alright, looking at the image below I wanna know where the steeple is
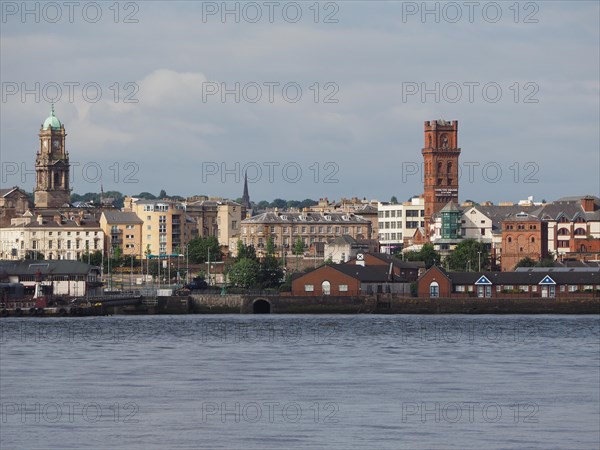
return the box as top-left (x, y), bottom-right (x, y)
top-left (241, 171), bottom-right (251, 209)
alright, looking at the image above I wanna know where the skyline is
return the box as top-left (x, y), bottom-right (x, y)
top-left (1, 1), bottom-right (599, 203)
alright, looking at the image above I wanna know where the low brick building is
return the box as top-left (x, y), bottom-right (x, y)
top-left (418, 265), bottom-right (600, 299)
top-left (346, 252), bottom-right (425, 281)
top-left (291, 263), bottom-right (412, 296)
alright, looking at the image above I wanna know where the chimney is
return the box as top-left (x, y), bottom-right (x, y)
top-left (582, 196), bottom-right (596, 212)
top-left (53, 214), bottom-right (62, 225)
top-left (37, 215), bottom-right (43, 225)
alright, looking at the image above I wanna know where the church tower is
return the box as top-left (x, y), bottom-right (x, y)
top-left (422, 119), bottom-right (461, 230)
top-left (34, 105), bottom-right (71, 209)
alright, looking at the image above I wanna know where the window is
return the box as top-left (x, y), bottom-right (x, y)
top-left (429, 281), bottom-right (439, 298)
top-left (304, 284), bottom-right (314, 292)
top-left (519, 285), bottom-right (529, 292)
top-left (568, 285), bottom-right (578, 292)
top-left (455, 285), bottom-right (465, 292)
top-left (339, 284), bottom-right (348, 292)
top-left (322, 281), bottom-right (331, 295)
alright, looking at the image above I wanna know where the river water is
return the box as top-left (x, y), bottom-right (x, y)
top-left (1, 315), bottom-right (598, 449)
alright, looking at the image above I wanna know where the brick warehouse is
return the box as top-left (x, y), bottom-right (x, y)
top-left (418, 265), bottom-right (600, 299)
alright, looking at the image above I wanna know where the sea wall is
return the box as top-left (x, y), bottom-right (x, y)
top-left (189, 294), bottom-right (600, 314)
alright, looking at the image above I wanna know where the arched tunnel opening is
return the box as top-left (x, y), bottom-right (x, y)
top-left (252, 299), bottom-right (271, 314)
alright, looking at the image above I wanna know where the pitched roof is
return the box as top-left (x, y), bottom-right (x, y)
top-left (243, 211), bottom-right (370, 224)
top-left (0, 260), bottom-right (100, 276)
top-left (102, 210), bottom-right (143, 224)
top-left (446, 270), bottom-right (599, 285)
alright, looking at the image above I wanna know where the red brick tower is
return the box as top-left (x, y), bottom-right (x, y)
top-left (422, 120), bottom-right (461, 232)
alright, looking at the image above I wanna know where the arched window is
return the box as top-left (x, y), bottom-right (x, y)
top-left (558, 228), bottom-right (570, 236)
top-left (321, 281), bottom-right (331, 295)
top-left (531, 237), bottom-right (535, 243)
top-left (447, 162), bottom-right (452, 173)
top-left (507, 237), bottom-right (512, 243)
top-left (429, 281), bottom-right (440, 298)
top-left (580, 245), bottom-right (586, 252)
top-left (574, 228), bottom-right (586, 236)
top-left (437, 162), bottom-right (442, 173)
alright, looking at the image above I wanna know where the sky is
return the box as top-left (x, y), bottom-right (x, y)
top-left (1, 1), bottom-right (598, 205)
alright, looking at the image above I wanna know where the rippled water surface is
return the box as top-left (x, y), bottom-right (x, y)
top-left (1, 315), bottom-right (599, 449)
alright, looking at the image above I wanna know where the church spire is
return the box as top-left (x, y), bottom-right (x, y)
top-left (241, 171), bottom-right (251, 209)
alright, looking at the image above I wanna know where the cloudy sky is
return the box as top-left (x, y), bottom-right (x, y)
top-left (1, 1), bottom-right (598, 204)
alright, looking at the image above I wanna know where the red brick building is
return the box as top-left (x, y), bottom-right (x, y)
top-left (418, 265), bottom-right (600, 299)
top-left (291, 262), bottom-right (413, 296)
top-left (501, 213), bottom-right (548, 271)
top-left (422, 120), bottom-right (461, 232)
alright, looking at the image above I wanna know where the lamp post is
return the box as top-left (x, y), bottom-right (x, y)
top-left (185, 244), bottom-right (189, 285)
top-left (478, 251), bottom-right (482, 272)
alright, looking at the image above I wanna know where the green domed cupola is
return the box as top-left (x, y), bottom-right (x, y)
top-left (42, 104), bottom-right (62, 130)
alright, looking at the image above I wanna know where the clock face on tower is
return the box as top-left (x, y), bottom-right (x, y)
top-left (52, 140), bottom-right (60, 150)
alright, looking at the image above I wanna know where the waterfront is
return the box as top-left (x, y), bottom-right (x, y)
top-left (1, 315), bottom-right (599, 449)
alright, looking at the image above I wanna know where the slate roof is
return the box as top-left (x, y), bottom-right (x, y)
top-left (0, 260), bottom-right (100, 277)
top-left (355, 252), bottom-right (425, 269)
top-left (102, 210), bottom-right (143, 224)
top-left (243, 211), bottom-right (370, 224)
top-left (293, 264), bottom-right (405, 283)
top-left (445, 269), bottom-right (599, 285)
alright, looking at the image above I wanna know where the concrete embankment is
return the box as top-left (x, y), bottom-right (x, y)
top-left (190, 294), bottom-right (600, 314)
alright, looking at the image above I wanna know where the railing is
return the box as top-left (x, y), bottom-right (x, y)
top-left (196, 288), bottom-right (280, 296)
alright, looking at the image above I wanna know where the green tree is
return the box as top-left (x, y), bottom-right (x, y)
top-left (259, 255), bottom-right (284, 288)
top-left (271, 198), bottom-right (287, 209)
top-left (536, 257), bottom-right (555, 268)
top-left (236, 240), bottom-right (257, 261)
top-left (111, 246), bottom-right (123, 267)
top-left (188, 236), bottom-right (222, 264)
top-left (136, 192), bottom-right (157, 200)
top-left (403, 243), bottom-right (440, 269)
top-left (158, 189), bottom-right (168, 198)
top-left (266, 236), bottom-right (275, 256)
top-left (299, 199), bottom-right (317, 209)
top-left (446, 239), bottom-right (490, 271)
top-left (515, 257), bottom-right (536, 268)
top-left (228, 258), bottom-right (260, 288)
top-left (390, 196), bottom-right (399, 204)
top-left (83, 250), bottom-right (103, 267)
top-left (24, 250), bottom-right (45, 260)
top-left (293, 237), bottom-right (304, 255)
top-left (257, 200), bottom-right (269, 210)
